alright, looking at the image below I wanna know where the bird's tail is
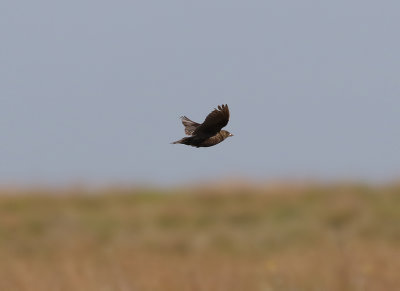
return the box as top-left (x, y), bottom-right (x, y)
top-left (171, 137), bottom-right (191, 145)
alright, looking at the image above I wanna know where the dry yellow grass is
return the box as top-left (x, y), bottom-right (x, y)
top-left (0, 184), bottom-right (399, 290)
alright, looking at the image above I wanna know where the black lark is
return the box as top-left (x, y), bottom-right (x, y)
top-left (172, 104), bottom-right (233, 147)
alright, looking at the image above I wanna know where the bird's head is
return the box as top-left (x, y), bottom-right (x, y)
top-left (221, 130), bottom-right (234, 138)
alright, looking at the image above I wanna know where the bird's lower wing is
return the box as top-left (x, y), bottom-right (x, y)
top-left (180, 116), bottom-right (200, 135)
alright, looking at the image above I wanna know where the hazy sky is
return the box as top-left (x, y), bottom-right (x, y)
top-left (1, 1), bottom-right (399, 185)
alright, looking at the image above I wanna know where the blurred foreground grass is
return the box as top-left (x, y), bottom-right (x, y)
top-left (0, 183), bottom-right (399, 291)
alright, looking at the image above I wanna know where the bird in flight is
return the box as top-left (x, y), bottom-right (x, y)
top-left (172, 104), bottom-right (233, 147)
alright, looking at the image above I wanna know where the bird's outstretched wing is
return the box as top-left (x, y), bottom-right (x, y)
top-left (180, 116), bottom-right (200, 135)
top-left (193, 104), bottom-right (230, 136)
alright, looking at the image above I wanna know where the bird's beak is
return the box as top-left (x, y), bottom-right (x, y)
top-left (229, 133), bottom-right (234, 137)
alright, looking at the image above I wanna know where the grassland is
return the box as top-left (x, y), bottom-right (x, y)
top-left (0, 183), bottom-right (399, 291)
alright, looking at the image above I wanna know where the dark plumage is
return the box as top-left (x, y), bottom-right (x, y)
top-left (172, 104), bottom-right (233, 147)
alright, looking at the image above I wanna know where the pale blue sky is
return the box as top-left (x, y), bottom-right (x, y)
top-left (1, 1), bottom-right (399, 185)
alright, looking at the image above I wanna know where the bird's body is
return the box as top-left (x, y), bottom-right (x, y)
top-left (172, 104), bottom-right (233, 148)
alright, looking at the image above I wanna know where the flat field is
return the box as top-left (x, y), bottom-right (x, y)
top-left (0, 184), bottom-right (399, 291)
